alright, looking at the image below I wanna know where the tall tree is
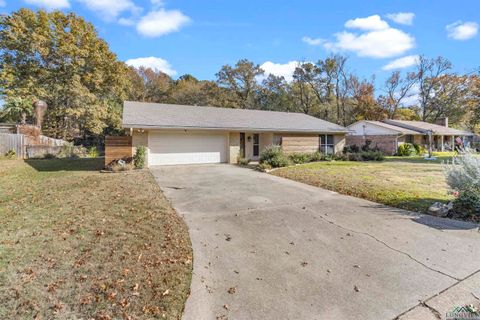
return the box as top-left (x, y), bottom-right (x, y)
top-left (349, 76), bottom-right (386, 121)
top-left (258, 74), bottom-right (293, 112)
top-left (0, 9), bottom-right (130, 139)
top-left (216, 59), bottom-right (264, 109)
top-left (127, 67), bottom-right (172, 103)
top-left (378, 71), bottom-right (417, 119)
top-left (416, 56), bottom-right (452, 121)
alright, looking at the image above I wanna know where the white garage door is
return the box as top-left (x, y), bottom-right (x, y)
top-left (148, 131), bottom-right (228, 165)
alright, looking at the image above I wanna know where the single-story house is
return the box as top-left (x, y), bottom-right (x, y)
top-left (122, 101), bottom-right (348, 166)
top-left (347, 118), bottom-right (473, 155)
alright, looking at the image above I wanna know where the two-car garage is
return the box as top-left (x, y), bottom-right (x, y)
top-left (148, 131), bottom-right (228, 166)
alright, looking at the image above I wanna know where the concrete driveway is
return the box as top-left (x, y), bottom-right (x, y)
top-left (151, 164), bottom-right (480, 320)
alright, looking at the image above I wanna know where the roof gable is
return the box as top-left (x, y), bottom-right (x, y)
top-left (347, 121), bottom-right (420, 135)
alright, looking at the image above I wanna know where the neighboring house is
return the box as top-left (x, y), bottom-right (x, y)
top-left (122, 101), bottom-right (348, 166)
top-left (347, 118), bottom-right (473, 155)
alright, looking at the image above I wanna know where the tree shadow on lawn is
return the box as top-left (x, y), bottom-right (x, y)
top-left (25, 157), bottom-right (104, 172)
top-left (365, 203), bottom-right (479, 231)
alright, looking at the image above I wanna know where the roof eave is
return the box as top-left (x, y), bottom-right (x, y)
top-left (123, 124), bottom-right (348, 133)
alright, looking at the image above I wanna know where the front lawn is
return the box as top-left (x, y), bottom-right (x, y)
top-left (0, 159), bottom-right (192, 319)
top-left (272, 156), bottom-right (453, 214)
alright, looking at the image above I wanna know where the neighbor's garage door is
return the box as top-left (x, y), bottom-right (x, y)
top-left (148, 131), bottom-right (228, 165)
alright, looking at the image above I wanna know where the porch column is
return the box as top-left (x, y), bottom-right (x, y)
top-left (440, 135), bottom-right (444, 151)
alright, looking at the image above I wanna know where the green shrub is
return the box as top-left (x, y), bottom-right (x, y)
top-left (397, 143), bottom-right (417, 156)
top-left (4, 149), bottom-right (16, 159)
top-left (57, 143), bottom-right (86, 158)
top-left (133, 145), bottom-right (147, 169)
top-left (259, 145), bottom-right (291, 168)
top-left (358, 140), bottom-right (381, 152)
top-left (359, 150), bottom-right (385, 161)
top-left (343, 145), bottom-right (360, 154)
top-left (57, 143), bottom-right (74, 158)
top-left (87, 146), bottom-right (99, 158)
top-left (257, 163), bottom-right (272, 172)
top-left (413, 143), bottom-right (426, 155)
top-left (444, 151), bottom-right (480, 218)
top-left (44, 153), bottom-right (56, 159)
top-left (310, 151), bottom-right (324, 162)
top-left (452, 189), bottom-right (480, 217)
top-left (288, 153), bottom-right (312, 164)
top-left (237, 157), bottom-right (250, 166)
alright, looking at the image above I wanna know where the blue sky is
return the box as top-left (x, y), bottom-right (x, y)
top-left (2, 0), bottom-right (480, 86)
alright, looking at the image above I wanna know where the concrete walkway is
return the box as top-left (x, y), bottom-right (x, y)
top-left (151, 164), bottom-right (480, 320)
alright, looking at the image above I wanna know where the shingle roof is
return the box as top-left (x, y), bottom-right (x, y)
top-left (383, 120), bottom-right (473, 136)
top-left (122, 101), bottom-right (348, 133)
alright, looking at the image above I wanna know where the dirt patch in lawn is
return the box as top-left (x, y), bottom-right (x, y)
top-left (272, 160), bottom-right (452, 214)
top-left (0, 159), bottom-right (192, 319)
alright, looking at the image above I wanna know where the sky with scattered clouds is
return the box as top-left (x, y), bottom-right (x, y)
top-left (2, 0), bottom-right (479, 86)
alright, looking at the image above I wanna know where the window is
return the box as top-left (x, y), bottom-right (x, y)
top-left (406, 135), bottom-right (414, 143)
top-left (320, 134), bottom-right (334, 155)
top-left (273, 135), bottom-right (282, 146)
top-left (253, 133), bottom-right (260, 157)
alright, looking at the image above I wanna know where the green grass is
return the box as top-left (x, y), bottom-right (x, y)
top-left (272, 156), bottom-right (453, 213)
top-left (0, 158), bottom-right (192, 319)
top-left (384, 151), bottom-right (458, 164)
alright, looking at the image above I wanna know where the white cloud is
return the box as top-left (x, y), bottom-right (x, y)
top-left (382, 55), bottom-right (419, 70)
top-left (0, 0), bottom-right (6, 7)
top-left (301, 36), bottom-right (325, 46)
top-left (23, 0), bottom-right (70, 9)
top-left (151, 0), bottom-right (164, 6)
top-left (78, 0), bottom-right (140, 20)
top-left (446, 21), bottom-right (478, 40)
top-left (386, 12), bottom-right (415, 26)
top-left (345, 15), bottom-right (389, 31)
top-left (125, 56), bottom-right (177, 76)
top-left (118, 17), bottom-right (135, 26)
top-left (136, 9), bottom-right (191, 37)
top-left (322, 15), bottom-right (415, 58)
top-left (260, 61), bottom-right (299, 82)
top-left (324, 27), bottom-right (415, 58)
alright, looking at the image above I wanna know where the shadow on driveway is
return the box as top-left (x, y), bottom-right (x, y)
top-left (25, 158), bottom-right (104, 172)
top-left (365, 203), bottom-right (480, 231)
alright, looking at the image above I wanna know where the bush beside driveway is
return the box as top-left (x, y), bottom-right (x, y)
top-left (0, 159), bottom-right (192, 319)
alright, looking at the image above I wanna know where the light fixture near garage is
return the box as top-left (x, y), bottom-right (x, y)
top-left (247, 136), bottom-right (251, 142)
top-left (137, 129), bottom-right (145, 133)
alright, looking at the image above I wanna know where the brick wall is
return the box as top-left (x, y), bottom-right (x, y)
top-left (346, 135), bottom-right (398, 155)
top-left (281, 135), bottom-right (319, 154)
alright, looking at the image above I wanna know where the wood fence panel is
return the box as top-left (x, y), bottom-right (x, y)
top-left (105, 136), bottom-right (132, 167)
top-left (0, 133), bottom-right (25, 158)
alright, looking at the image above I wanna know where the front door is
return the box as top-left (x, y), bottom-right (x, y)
top-left (253, 133), bottom-right (260, 158)
top-left (240, 132), bottom-right (245, 158)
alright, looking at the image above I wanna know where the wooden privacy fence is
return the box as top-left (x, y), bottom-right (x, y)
top-left (0, 134), bottom-right (25, 158)
top-left (105, 136), bottom-right (132, 167)
top-left (0, 133), bottom-right (69, 158)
